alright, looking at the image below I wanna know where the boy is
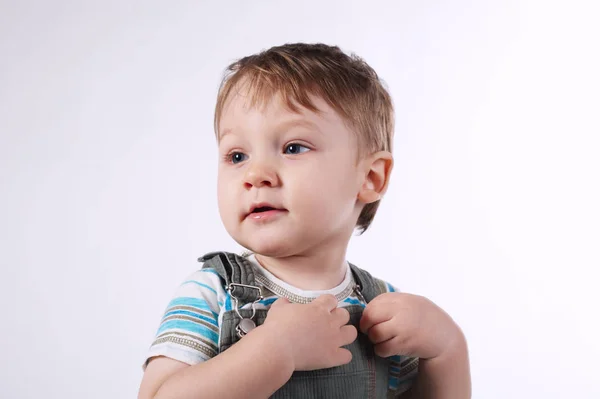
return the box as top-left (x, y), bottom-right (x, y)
top-left (139, 43), bottom-right (470, 398)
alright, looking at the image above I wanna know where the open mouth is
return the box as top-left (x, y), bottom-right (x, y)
top-left (246, 204), bottom-right (287, 220)
top-left (252, 206), bottom-right (277, 213)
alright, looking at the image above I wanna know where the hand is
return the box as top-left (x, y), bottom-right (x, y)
top-left (359, 293), bottom-right (463, 359)
top-left (261, 294), bottom-right (358, 371)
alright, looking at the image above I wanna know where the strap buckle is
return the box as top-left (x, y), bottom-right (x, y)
top-left (229, 283), bottom-right (264, 337)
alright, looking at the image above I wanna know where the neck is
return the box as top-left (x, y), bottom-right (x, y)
top-left (253, 240), bottom-right (350, 291)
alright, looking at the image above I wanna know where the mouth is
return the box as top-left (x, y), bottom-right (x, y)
top-left (245, 203), bottom-right (287, 220)
top-left (253, 206), bottom-right (276, 213)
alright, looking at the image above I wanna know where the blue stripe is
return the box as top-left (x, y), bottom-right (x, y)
top-left (163, 310), bottom-right (218, 327)
top-left (180, 280), bottom-right (218, 295)
top-left (386, 282), bottom-right (396, 293)
top-left (157, 320), bottom-right (219, 343)
top-left (258, 297), bottom-right (278, 307)
top-left (199, 269), bottom-right (221, 277)
top-left (225, 292), bottom-right (232, 311)
top-left (342, 297), bottom-right (365, 306)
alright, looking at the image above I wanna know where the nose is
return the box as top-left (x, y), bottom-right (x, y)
top-left (243, 160), bottom-right (280, 189)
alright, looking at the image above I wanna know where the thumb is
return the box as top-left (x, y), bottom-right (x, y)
top-left (359, 309), bottom-right (375, 335)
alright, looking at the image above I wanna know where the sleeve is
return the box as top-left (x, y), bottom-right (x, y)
top-left (143, 268), bottom-right (227, 369)
top-left (384, 280), bottom-right (399, 293)
top-left (389, 355), bottom-right (419, 395)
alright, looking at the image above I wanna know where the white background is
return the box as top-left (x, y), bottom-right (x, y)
top-left (1, 1), bottom-right (599, 398)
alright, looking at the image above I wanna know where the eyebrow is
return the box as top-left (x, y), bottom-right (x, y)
top-left (219, 118), bottom-right (322, 140)
top-left (275, 118), bottom-right (324, 137)
top-left (219, 128), bottom-right (233, 140)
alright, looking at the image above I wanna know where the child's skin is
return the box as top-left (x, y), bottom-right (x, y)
top-left (138, 87), bottom-right (471, 398)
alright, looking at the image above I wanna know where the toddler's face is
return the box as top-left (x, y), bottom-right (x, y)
top-left (217, 91), bottom-right (365, 257)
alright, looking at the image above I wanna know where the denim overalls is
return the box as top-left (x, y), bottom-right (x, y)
top-left (198, 252), bottom-right (398, 398)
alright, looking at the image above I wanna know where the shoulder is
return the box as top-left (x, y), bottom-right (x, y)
top-left (166, 268), bottom-right (228, 314)
top-left (142, 267), bottom-right (228, 369)
top-left (372, 276), bottom-right (400, 294)
top-left (178, 268), bottom-right (227, 295)
top-left (350, 262), bottom-right (400, 295)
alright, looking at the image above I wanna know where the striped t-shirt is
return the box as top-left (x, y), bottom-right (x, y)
top-left (145, 254), bottom-right (418, 395)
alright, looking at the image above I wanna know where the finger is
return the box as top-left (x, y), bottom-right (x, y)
top-left (359, 312), bottom-right (375, 335)
top-left (339, 325), bottom-right (358, 346)
top-left (313, 294), bottom-right (338, 311)
top-left (331, 348), bottom-right (353, 366)
top-left (367, 320), bottom-right (395, 344)
top-left (359, 303), bottom-right (394, 334)
top-left (271, 297), bottom-right (290, 308)
top-left (331, 307), bottom-right (350, 325)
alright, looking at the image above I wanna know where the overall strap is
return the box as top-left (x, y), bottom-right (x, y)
top-left (197, 251), bottom-right (261, 303)
top-left (348, 263), bottom-right (387, 303)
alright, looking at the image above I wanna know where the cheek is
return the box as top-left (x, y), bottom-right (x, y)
top-left (216, 174), bottom-right (225, 206)
top-left (289, 162), bottom-right (358, 213)
top-left (217, 173), bottom-right (236, 217)
top-left (314, 157), bottom-right (359, 194)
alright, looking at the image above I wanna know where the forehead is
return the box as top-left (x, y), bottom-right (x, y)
top-left (218, 87), bottom-right (349, 140)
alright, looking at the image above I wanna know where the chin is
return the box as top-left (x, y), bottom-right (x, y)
top-left (232, 229), bottom-right (305, 258)
top-left (238, 238), bottom-right (296, 258)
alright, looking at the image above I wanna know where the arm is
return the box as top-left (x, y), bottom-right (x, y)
top-left (401, 330), bottom-right (471, 399)
top-left (139, 324), bottom-right (294, 399)
top-left (139, 295), bottom-right (356, 399)
top-left (360, 293), bottom-right (471, 399)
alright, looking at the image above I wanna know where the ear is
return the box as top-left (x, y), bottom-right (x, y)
top-left (357, 151), bottom-right (394, 204)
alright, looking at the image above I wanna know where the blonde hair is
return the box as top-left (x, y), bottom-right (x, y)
top-left (214, 43), bottom-right (394, 233)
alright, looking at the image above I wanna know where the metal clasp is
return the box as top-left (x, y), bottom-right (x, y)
top-left (228, 283), bottom-right (263, 337)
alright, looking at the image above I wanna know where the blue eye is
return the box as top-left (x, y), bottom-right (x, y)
top-left (284, 143), bottom-right (310, 155)
top-left (229, 152), bottom-right (248, 164)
